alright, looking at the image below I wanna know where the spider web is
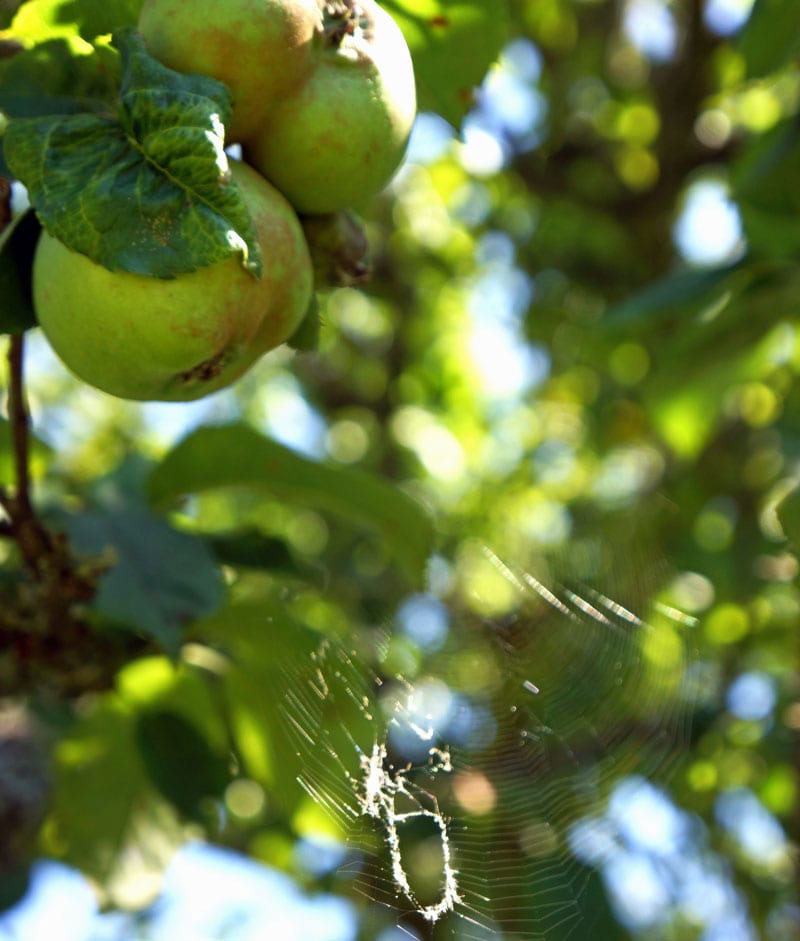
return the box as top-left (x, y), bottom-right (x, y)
top-left (279, 546), bottom-right (696, 939)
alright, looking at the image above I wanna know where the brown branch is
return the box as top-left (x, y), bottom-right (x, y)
top-left (7, 334), bottom-right (31, 517)
top-left (0, 178), bottom-right (14, 519)
top-left (0, 178), bottom-right (136, 699)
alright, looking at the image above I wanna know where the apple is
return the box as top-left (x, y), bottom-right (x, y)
top-left (137, 0), bottom-right (323, 143)
top-left (243, 0), bottom-right (416, 214)
top-left (33, 161), bottom-right (313, 402)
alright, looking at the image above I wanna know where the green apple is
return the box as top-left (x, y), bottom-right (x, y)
top-left (33, 162), bottom-right (313, 402)
top-left (137, 0), bottom-right (323, 143)
top-left (243, 0), bottom-right (416, 214)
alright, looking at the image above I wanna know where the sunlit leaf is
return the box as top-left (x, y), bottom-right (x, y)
top-left (9, 0), bottom-right (141, 42)
top-left (44, 698), bottom-right (146, 880)
top-left (3, 29), bottom-right (263, 277)
top-left (0, 414), bottom-right (52, 482)
top-left (195, 600), bottom-right (319, 800)
top-left (385, 0), bottom-right (510, 126)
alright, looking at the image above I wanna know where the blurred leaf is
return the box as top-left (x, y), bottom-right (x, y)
top-left (0, 865), bottom-right (29, 914)
top-left (0, 415), bottom-right (52, 483)
top-left (4, 29), bottom-right (263, 278)
top-left (149, 424), bottom-right (435, 584)
top-left (737, 0), bottom-right (800, 78)
top-left (8, 0), bottom-right (140, 42)
top-left (196, 600), bottom-right (319, 800)
top-left (136, 709), bottom-right (229, 822)
top-left (385, 0), bottom-right (510, 126)
top-left (61, 505), bottom-right (225, 653)
top-left (0, 39), bottom-right (120, 139)
top-left (0, 209), bottom-right (40, 334)
top-left (776, 486), bottom-right (800, 548)
top-left (603, 262), bottom-right (743, 327)
top-left (204, 529), bottom-right (296, 573)
top-left (640, 268), bottom-right (798, 456)
top-left (732, 119), bottom-right (800, 259)
top-left (44, 698), bottom-right (145, 879)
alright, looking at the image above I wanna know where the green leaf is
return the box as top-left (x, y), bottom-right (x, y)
top-left (195, 600), bottom-right (320, 798)
top-left (136, 709), bottom-right (229, 821)
top-left (204, 528), bottom-right (296, 573)
top-left (776, 486), bottom-right (800, 548)
top-left (384, 0), bottom-right (510, 126)
top-left (148, 423), bottom-right (436, 584)
top-left (0, 415), bottom-right (52, 482)
top-left (61, 505), bottom-right (225, 652)
top-left (732, 120), bottom-right (800, 260)
top-left (3, 28), bottom-right (263, 278)
top-left (45, 697), bottom-right (147, 881)
top-left (639, 266), bottom-right (800, 457)
top-left (737, 0), bottom-right (800, 78)
top-left (0, 209), bottom-right (41, 334)
top-left (0, 865), bottom-right (29, 914)
top-left (0, 37), bottom-right (121, 129)
top-left (603, 262), bottom-right (743, 327)
top-left (8, 0), bottom-right (141, 43)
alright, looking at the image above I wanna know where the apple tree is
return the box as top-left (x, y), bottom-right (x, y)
top-left (1, 1), bottom-right (798, 940)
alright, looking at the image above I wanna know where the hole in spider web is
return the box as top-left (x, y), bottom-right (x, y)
top-left (279, 546), bottom-right (696, 939)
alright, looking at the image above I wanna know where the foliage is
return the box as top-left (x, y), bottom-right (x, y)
top-left (1, 1), bottom-right (798, 940)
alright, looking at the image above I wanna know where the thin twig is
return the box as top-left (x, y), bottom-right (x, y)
top-left (0, 177), bottom-right (14, 520)
top-left (7, 333), bottom-right (31, 516)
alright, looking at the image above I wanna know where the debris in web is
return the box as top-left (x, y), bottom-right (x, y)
top-left (353, 740), bottom-right (461, 922)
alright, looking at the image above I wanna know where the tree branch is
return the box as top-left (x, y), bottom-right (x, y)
top-left (0, 177), bottom-right (14, 524)
top-left (7, 334), bottom-right (31, 517)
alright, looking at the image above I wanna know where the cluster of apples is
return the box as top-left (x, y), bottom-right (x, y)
top-left (33, 0), bottom-right (416, 401)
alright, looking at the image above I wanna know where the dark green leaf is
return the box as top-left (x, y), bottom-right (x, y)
top-left (204, 529), bottom-right (296, 573)
top-left (0, 38), bottom-right (120, 133)
top-left (603, 262), bottom-right (743, 327)
top-left (0, 865), bottom-right (29, 913)
top-left (737, 0), bottom-right (800, 78)
top-left (136, 709), bottom-right (229, 821)
top-left (3, 28), bottom-right (263, 278)
top-left (0, 209), bottom-right (40, 334)
top-left (148, 423), bottom-right (435, 584)
top-left (732, 119), bottom-right (800, 259)
top-left (61, 505), bottom-right (225, 652)
top-left (384, 0), bottom-right (510, 126)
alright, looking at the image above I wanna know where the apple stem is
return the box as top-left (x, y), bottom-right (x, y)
top-left (321, 0), bottom-right (370, 48)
